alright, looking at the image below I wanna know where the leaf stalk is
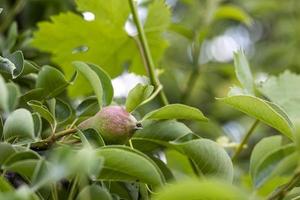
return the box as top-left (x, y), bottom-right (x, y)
top-left (231, 119), bottom-right (259, 161)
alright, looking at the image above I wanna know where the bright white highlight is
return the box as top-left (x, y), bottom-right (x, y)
top-left (112, 72), bottom-right (148, 98)
top-left (83, 12), bottom-right (95, 21)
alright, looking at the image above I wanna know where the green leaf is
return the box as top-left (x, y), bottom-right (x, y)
top-left (254, 145), bottom-right (295, 188)
top-left (107, 182), bottom-right (133, 200)
top-left (87, 63), bottom-right (114, 106)
top-left (169, 23), bottom-right (193, 40)
top-left (0, 79), bottom-right (20, 113)
top-left (0, 74), bottom-right (8, 112)
top-left (34, 147), bottom-right (103, 188)
top-left (77, 185), bottom-right (112, 200)
top-left (36, 65), bottom-right (70, 98)
top-left (0, 176), bottom-right (13, 192)
top-left (214, 5), bottom-right (252, 26)
top-left (6, 51), bottom-right (24, 79)
top-left (233, 50), bottom-right (254, 94)
top-left (73, 61), bottom-right (103, 108)
top-left (150, 156), bottom-right (174, 182)
top-left (132, 120), bottom-right (193, 152)
top-left (227, 85), bottom-right (248, 96)
top-left (218, 95), bottom-right (294, 139)
top-left (174, 139), bottom-right (233, 181)
top-left (139, 183), bottom-right (149, 200)
top-left (0, 143), bottom-right (16, 165)
top-left (4, 186), bottom-right (38, 200)
top-left (143, 104), bottom-right (208, 122)
top-left (0, 115), bottom-right (3, 138)
top-left (76, 97), bottom-right (99, 117)
top-left (3, 108), bottom-right (35, 142)
top-left (6, 22), bottom-right (18, 51)
top-left (259, 70), bottom-right (300, 122)
top-left (256, 176), bottom-right (290, 197)
top-left (77, 129), bottom-right (90, 147)
top-left (250, 136), bottom-right (282, 181)
top-left (3, 151), bottom-right (40, 168)
top-left (0, 51), bottom-right (28, 78)
top-left (27, 100), bottom-right (57, 132)
top-left (3, 159), bottom-right (39, 181)
top-left (19, 88), bottom-right (45, 104)
top-left (133, 126), bottom-right (232, 180)
top-left (165, 149), bottom-right (196, 179)
top-left (153, 179), bottom-right (248, 200)
top-left (32, 113), bottom-right (42, 138)
top-left (32, 0), bottom-right (170, 97)
top-left (81, 128), bottom-right (105, 148)
top-left (96, 145), bottom-right (165, 187)
top-left (6, 82), bottom-right (20, 112)
top-left (267, 152), bottom-right (298, 184)
top-left (0, 56), bottom-right (15, 78)
top-left (250, 136), bottom-right (296, 188)
top-left (46, 98), bottom-right (56, 116)
top-left (22, 60), bottom-right (39, 75)
top-left (74, 147), bottom-right (104, 177)
top-left (55, 98), bottom-right (73, 124)
top-left (125, 84), bottom-right (154, 112)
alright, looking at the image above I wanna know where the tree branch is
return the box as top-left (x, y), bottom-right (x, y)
top-left (30, 128), bottom-right (78, 150)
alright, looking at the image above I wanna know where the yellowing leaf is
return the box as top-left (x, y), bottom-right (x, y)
top-left (214, 5), bottom-right (252, 26)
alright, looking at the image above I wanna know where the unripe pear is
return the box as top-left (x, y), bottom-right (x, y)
top-left (78, 106), bottom-right (142, 144)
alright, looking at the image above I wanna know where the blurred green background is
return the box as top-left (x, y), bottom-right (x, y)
top-left (1, 0), bottom-right (300, 163)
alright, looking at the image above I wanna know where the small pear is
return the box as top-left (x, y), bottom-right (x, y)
top-left (78, 106), bottom-right (142, 144)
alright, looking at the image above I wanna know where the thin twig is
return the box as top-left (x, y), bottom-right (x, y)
top-left (181, 70), bottom-right (199, 102)
top-left (53, 128), bottom-right (78, 139)
top-left (128, 0), bottom-right (168, 106)
top-left (30, 128), bottom-right (78, 150)
top-left (231, 119), bottom-right (259, 161)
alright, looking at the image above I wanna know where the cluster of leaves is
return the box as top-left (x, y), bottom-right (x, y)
top-left (1, 0), bottom-right (300, 199)
top-left (0, 47), bottom-right (232, 199)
